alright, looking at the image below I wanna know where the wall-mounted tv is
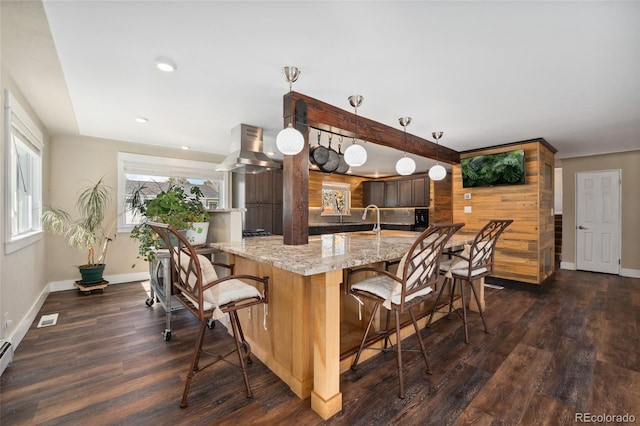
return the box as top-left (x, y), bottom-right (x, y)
top-left (461, 149), bottom-right (526, 188)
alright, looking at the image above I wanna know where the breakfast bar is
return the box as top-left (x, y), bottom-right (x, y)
top-left (210, 230), bottom-right (476, 420)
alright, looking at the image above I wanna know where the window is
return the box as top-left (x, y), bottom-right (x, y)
top-left (5, 90), bottom-right (44, 254)
top-left (321, 182), bottom-right (351, 216)
top-left (117, 152), bottom-right (229, 232)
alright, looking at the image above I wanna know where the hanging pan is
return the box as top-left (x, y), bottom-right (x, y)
top-left (320, 134), bottom-right (340, 173)
top-left (335, 138), bottom-right (350, 174)
top-left (310, 131), bottom-right (330, 165)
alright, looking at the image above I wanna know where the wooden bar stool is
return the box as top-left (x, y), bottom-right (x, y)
top-left (426, 219), bottom-right (513, 343)
top-left (345, 223), bottom-right (464, 398)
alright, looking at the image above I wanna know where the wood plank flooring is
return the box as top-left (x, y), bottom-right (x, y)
top-left (1, 269), bottom-right (639, 425)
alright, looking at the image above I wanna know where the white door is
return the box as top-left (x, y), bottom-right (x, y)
top-left (576, 170), bottom-right (621, 274)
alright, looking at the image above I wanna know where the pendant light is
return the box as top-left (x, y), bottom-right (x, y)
top-left (428, 131), bottom-right (447, 181)
top-left (276, 66), bottom-right (305, 155)
top-left (395, 117), bottom-right (416, 176)
top-left (344, 95), bottom-right (367, 167)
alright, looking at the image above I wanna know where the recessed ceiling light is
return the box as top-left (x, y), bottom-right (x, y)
top-left (155, 57), bottom-right (177, 72)
top-left (181, 146), bottom-right (191, 150)
top-left (135, 116), bottom-right (149, 123)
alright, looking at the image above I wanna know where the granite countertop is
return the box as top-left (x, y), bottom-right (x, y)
top-left (210, 230), bottom-right (472, 276)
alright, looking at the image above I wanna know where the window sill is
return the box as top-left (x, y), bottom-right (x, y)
top-left (5, 231), bottom-right (43, 254)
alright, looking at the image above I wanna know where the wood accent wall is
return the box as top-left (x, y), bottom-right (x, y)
top-left (452, 139), bottom-right (556, 285)
top-left (309, 170), bottom-right (367, 208)
top-left (430, 174), bottom-right (453, 224)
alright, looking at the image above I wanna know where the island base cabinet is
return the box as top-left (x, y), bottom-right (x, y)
top-left (226, 255), bottom-right (481, 420)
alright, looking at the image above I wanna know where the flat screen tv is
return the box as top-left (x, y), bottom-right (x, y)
top-left (461, 149), bottom-right (526, 188)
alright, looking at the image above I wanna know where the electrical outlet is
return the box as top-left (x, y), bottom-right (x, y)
top-left (464, 206), bottom-right (472, 213)
top-left (464, 193), bottom-right (472, 200)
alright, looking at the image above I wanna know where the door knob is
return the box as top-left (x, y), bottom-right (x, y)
top-left (578, 225), bottom-right (587, 230)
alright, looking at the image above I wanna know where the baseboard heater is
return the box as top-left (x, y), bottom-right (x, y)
top-left (0, 340), bottom-right (13, 375)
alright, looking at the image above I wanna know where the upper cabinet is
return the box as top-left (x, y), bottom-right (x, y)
top-left (363, 175), bottom-right (430, 208)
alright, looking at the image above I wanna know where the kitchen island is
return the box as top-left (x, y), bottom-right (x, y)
top-left (209, 230), bottom-right (476, 420)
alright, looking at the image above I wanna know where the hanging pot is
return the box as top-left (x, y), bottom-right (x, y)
top-left (335, 141), bottom-right (350, 174)
top-left (320, 135), bottom-right (340, 173)
top-left (309, 131), bottom-right (330, 165)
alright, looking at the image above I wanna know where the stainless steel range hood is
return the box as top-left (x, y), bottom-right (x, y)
top-left (216, 124), bottom-right (281, 174)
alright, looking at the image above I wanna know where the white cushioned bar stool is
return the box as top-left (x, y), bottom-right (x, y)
top-left (426, 219), bottom-right (513, 343)
top-left (345, 223), bottom-right (464, 399)
top-left (148, 222), bottom-right (268, 408)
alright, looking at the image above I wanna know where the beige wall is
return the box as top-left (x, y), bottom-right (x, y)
top-left (561, 150), bottom-right (640, 274)
top-left (0, 74), bottom-right (49, 343)
top-left (46, 134), bottom-right (226, 281)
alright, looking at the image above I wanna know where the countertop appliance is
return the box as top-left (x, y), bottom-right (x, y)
top-left (414, 208), bottom-right (428, 231)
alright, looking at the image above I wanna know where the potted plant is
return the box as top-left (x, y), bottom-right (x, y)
top-left (41, 178), bottom-right (115, 284)
top-left (129, 182), bottom-right (209, 263)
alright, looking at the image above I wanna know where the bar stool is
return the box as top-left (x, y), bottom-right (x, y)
top-left (148, 222), bottom-right (269, 408)
top-left (426, 219), bottom-right (513, 343)
top-left (346, 223), bottom-right (464, 398)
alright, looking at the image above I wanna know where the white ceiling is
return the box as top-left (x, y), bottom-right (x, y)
top-left (14, 2), bottom-right (640, 177)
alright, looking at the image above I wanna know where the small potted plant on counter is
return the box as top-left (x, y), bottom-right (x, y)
top-left (42, 178), bottom-right (115, 286)
top-left (129, 182), bottom-right (209, 263)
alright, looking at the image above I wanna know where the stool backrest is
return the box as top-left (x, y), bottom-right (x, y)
top-left (147, 221), bottom-right (207, 319)
top-left (395, 222), bottom-right (465, 311)
top-left (467, 219), bottom-right (514, 275)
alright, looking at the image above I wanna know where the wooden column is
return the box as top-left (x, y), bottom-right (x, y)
top-left (310, 269), bottom-right (343, 419)
top-left (283, 94), bottom-right (309, 245)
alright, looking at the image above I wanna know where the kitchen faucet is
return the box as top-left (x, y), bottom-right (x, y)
top-left (362, 204), bottom-right (381, 235)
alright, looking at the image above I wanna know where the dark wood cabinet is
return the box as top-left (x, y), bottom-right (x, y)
top-left (363, 181), bottom-right (385, 206)
top-left (384, 181), bottom-right (399, 207)
top-left (411, 177), bottom-right (429, 207)
top-left (364, 174), bottom-right (430, 208)
top-left (272, 204), bottom-right (283, 235)
top-left (398, 179), bottom-right (413, 207)
top-left (245, 203), bottom-right (273, 232)
top-left (245, 172), bottom-right (275, 204)
top-left (272, 169), bottom-right (283, 204)
top-left (244, 169), bottom-right (284, 234)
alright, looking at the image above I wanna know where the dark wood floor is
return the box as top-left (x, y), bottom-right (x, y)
top-left (1, 269), bottom-right (639, 425)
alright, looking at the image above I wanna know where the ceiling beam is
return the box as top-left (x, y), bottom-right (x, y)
top-left (286, 91), bottom-right (460, 165)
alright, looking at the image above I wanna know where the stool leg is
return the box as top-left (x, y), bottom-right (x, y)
top-left (230, 310), bottom-right (253, 398)
top-left (426, 276), bottom-right (448, 328)
top-left (410, 308), bottom-right (431, 374)
top-left (351, 302), bottom-right (380, 369)
top-left (181, 320), bottom-right (208, 407)
top-left (468, 279), bottom-right (489, 334)
top-left (459, 279), bottom-right (469, 344)
top-left (394, 308), bottom-right (405, 399)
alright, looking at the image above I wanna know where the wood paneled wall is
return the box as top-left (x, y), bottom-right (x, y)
top-left (430, 174), bottom-right (453, 224)
top-left (452, 139), bottom-right (556, 285)
top-left (309, 171), bottom-right (367, 208)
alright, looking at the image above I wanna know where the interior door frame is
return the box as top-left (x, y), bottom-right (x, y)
top-left (575, 169), bottom-right (621, 275)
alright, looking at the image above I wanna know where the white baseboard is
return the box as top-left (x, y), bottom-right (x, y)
top-left (7, 271), bottom-right (151, 358)
top-left (560, 262), bottom-right (639, 278)
top-left (5, 284), bottom-right (49, 356)
top-left (48, 271), bottom-right (150, 292)
top-left (621, 268), bottom-right (640, 279)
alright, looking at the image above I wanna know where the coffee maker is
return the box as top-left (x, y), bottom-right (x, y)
top-left (414, 208), bottom-right (428, 231)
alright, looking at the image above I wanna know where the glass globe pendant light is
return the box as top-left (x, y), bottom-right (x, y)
top-left (276, 66), bottom-right (305, 155)
top-left (344, 95), bottom-right (367, 167)
top-left (395, 117), bottom-right (416, 176)
top-left (428, 131), bottom-right (447, 181)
